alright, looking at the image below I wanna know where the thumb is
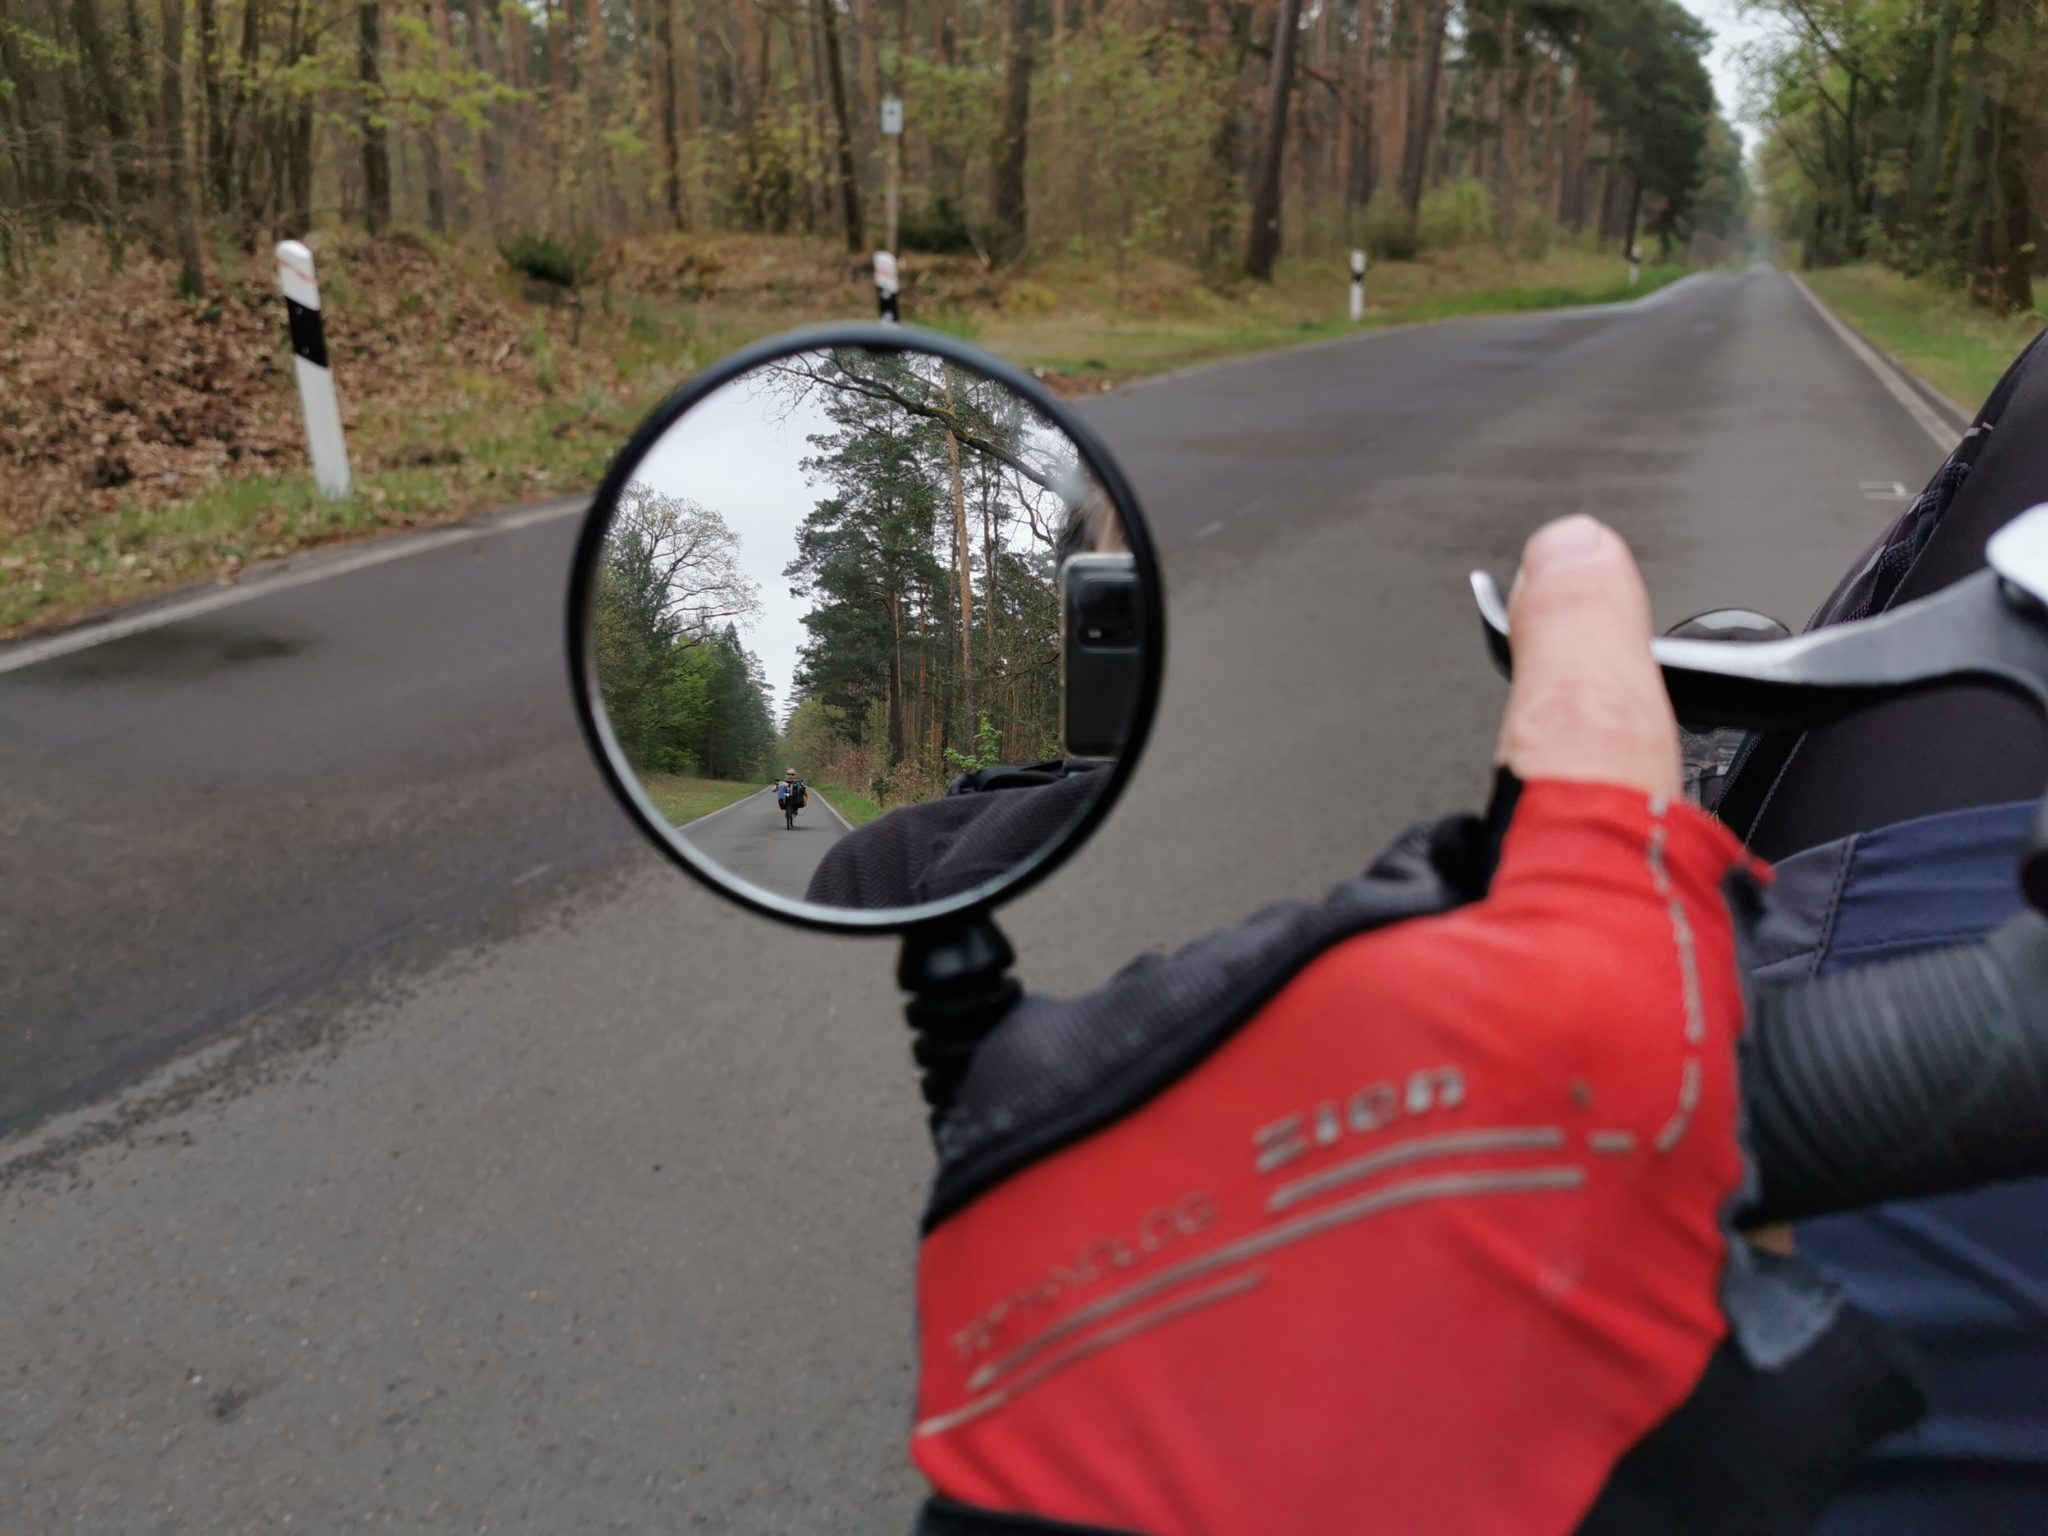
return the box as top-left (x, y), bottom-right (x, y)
top-left (1495, 515), bottom-right (1680, 800)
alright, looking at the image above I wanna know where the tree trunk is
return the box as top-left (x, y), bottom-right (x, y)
top-left (886, 585), bottom-right (906, 765)
top-left (196, 0), bottom-right (225, 210)
top-left (1563, 61), bottom-right (1591, 225)
top-left (1347, 0), bottom-right (1376, 207)
top-left (1906, 2), bottom-right (1958, 233)
top-left (992, 0), bottom-right (1036, 254)
top-left (818, 0), bottom-right (866, 252)
top-left (284, 0), bottom-right (313, 231)
top-left (158, 0), bottom-right (205, 292)
top-left (468, 0), bottom-right (508, 217)
top-left (72, 0), bottom-right (135, 206)
top-left (1975, 96), bottom-right (2033, 311)
top-left (227, 0), bottom-right (262, 227)
top-left (1398, 0), bottom-right (1448, 213)
top-left (585, 0), bottom-right (607, 217)
top-left (657, 0), bottom-right (686, 227)
top-left (943, 367), bottom-right (975, 726)
top-left (358, 3), bottom-right (391, 233)
top-left (1243, 0), bottom-right (1303, 279)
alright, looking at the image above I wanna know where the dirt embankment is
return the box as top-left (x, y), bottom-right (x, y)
top-left (0, 230), bottom-right (1024, 548)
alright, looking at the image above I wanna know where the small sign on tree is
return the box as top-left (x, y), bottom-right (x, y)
top-left (881, 97), bottom-right (904, 136)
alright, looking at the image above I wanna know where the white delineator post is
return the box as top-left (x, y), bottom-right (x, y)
top-left (877, 95), bottom-right (905, 324)
top-left (874, 249), bottom-right (901, 324)
top-left (275, 240), bottom-right (351, 500)
top-left (1628, 243), bottom-right (1642, 288)
top-left (1350, 248), bottom-right (1368, 322)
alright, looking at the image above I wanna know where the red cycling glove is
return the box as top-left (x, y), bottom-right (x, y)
top-left (909, 780), bottom-right (1920, 1536)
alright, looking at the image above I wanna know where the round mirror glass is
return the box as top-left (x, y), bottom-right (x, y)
top-left (570, 334), bottom-right (1161, 927)
top-left (1664, 607), bottom-right (1791, 813)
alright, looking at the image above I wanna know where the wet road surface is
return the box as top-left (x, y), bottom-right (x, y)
top-left (0, 268), bottom-right (1966, 1531)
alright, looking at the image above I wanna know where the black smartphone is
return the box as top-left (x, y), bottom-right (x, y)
top-left (1060, 553), bottom-right (1144, 759)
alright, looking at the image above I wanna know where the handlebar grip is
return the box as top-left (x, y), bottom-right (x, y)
top-left (1744, 913), bottom-right (2048, 1227)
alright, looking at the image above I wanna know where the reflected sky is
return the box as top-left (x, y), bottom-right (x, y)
top-left (627, 351), bottom-right (1089, 728)
top-left (633, 375), bottom-right (834, 723)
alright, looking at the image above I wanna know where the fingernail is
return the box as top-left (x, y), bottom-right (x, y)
top-left (1524, 515), bottom-right (1616, 577)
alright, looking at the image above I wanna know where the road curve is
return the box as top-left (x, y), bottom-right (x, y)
top-left (0, 268), bottom-right (1965, 1532)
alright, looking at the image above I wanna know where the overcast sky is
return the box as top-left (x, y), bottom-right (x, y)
top-left (632, 370), bottom-right (834, 727)
top-left (1684, 0), bottom-right (1779, 152)
top-left (627, 357), bottom-right (1084, 734)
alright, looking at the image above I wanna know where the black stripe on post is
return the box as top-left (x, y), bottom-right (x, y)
top-left (285, 296), bottom-right (329, 368)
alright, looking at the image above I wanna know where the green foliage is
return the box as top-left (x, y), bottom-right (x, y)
top-left (1505, 203), bottom-right (1559, 261)
top-left (1419, 178), bottom-right (1493, 249)
top-left (592, 483), bottom-right (774, 781)
top-left (1030, 24), bottom-right (1234, 263)
top-left (1753, 0), bottom-right (2040, 311)
top-left (499, 232), bottom-right (598, 289)
top-left (1576, 0), bottom-right (1716, 253)
top-left (943, 713), bottom-right (1005, 777)
top-left (1361, 187), bottom-right (1420, 260)
top-left (771, 348), bottom-right (1073, 808)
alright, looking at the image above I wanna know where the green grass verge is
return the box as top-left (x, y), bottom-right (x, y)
top-left (1007, 263), bottom-right (1687, 382)
top-left (815, 784), bottom-right (884, 826)
top-left (1801, 265), bottom-right (2046, 415)
top-left (639, 773), bottom-right (762, 825)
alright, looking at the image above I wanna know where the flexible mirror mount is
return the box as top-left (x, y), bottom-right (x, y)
top-left (1469, 505), bottom-right (2048, 910)
top-left (899, 917), bottom-right (1023, 1128)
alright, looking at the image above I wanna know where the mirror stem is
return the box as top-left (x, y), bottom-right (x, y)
top-left (899, 916), bottom-right (1023, 1133)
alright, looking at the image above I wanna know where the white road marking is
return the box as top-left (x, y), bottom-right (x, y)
top-left (0, 496), bottom-right (588, 677)
top-left (1788, 273), bottom-right (1958, 451)
top-left (1858, 479), bottom-right (1913, 501)
top-left (1195, 519), bottom-right (1225, 540)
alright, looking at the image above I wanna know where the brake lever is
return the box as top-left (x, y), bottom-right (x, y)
top-left (1468, 505), bottom-right (2048, 908)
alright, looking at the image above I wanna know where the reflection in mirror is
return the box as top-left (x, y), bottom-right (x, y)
top-left (1665, 607), bottom-right (1792, 813)
top-left (587, 345), bottom-right (1145, 914)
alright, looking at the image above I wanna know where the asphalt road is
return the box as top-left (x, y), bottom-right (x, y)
top-left (0, 268), bottom-right (1963, 1532)
top-left (679, 785), bottom-right (847, 902)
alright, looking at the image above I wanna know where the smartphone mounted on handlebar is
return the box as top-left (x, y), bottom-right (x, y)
top-left (1060, 552), bottom-right (1144, 760)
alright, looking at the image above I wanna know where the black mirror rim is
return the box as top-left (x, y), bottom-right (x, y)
top-left (564, 320), bottom-right (1168, 935)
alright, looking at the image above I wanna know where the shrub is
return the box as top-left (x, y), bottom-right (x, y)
top-left (1362, 186), bottom-right (1419, 261)
top-left (499, 232), bottom-right (597, 288)
top-left (1419, 178), bottom-right (1492, 249)
top-left (899, 197), bottom-right (991, 256)
top-left (1506, 202), bottom-right (1559, 261)
top-left (1001, 279), bottom-right (1060, 315)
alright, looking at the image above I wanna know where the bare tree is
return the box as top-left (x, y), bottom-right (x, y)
top-left (610, 482), bottom-right (764, 637)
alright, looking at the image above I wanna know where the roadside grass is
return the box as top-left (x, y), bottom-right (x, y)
top-left (4, 229), bottom-right (1690, 639)
top-left (991, 251), bottom-right (1686, 386)
top-left (1802, 265), bottom-right (2046, 415)
top-left (815, 784), bottom-right (885, 826)
top-left (639, 772), bottom-right (761, 826)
